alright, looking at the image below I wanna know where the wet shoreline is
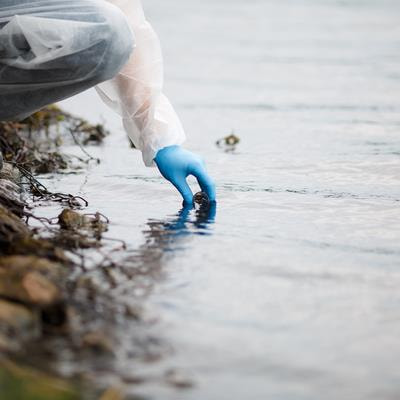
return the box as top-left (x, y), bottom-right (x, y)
top-left (0, 107), bottom-right (155, 399)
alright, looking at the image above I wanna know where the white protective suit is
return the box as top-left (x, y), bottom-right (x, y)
top-left (0, 0), bottom-right (185, 166)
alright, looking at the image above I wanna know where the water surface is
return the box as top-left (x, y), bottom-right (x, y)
top-left (48, 0), bottom-right (400, 398)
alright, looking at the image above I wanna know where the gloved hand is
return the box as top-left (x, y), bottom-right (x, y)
top-left (154, 145), bottom-right (216, 205)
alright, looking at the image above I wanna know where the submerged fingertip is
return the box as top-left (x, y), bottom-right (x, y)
top-left (183, 197), bottom-right (193, 206)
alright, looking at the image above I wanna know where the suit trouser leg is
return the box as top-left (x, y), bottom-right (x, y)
top-left (0, 0), bottom-right (134, 121)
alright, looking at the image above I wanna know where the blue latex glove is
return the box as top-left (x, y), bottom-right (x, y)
top-left (154, 145), bottom-right (216, 205)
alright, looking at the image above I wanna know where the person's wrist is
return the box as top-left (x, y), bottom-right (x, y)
top-left (154, 145), bottom-right (180, 163)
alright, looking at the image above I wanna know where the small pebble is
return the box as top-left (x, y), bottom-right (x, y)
top-left (165, 368), bottom-right (195, 389)
top-left (193, 192), bottom-right (209, 209)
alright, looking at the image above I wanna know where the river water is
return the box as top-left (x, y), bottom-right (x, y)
top-left (40, 0), bottom-right (400, 399)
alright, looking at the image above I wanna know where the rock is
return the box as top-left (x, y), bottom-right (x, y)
top-left (0, 334), bottom-right (10, 351)
top-left (121, 373), bottom-right (146, 384)
top-left (32, 151), bottom-right (69, 174)
top-left (58, 209), bottom-right (88, 230)
top-left (0, 256), bottom-right (64, 307)
top-left (82, 331), bottom-right (114, 354)
top-left (0, 179), bottom-right (21, 198)
top-left (164, 368), bottom-right (195, 389)
top-left (124, 304), bottom-right (142, 320)
top-left (0, 205), bottom-right (30, 248)
top-left (193, 191), bottom-right (210, 209)
top-left (0, 162), bottom-right (20, 183)
top-left (22, 272), bottom-right (60, 305)
top-left (58, 209), bottom-right (107, 234)
top-left (0, 179), bottom-right (25, 216)
top-left (9, 236), bottom-right (68, 263)
top-left (57, 210), bottom-right (108, 249)
top-left (0, 299), bottom-right (40, 351)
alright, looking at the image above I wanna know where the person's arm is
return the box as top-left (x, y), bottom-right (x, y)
top-left (96, 0), bottom-right (183, 166)
top-left (97, 0), bottom-right (215, 204)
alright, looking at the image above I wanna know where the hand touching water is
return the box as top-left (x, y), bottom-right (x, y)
top-left (154, 145), bottom-right (216, 205)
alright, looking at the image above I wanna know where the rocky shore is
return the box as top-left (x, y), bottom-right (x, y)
top-left (0, 107), bottom-right (141, 399)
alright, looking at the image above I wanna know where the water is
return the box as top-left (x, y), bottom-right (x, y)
top-left (41, 0), bottom-right (400, 398)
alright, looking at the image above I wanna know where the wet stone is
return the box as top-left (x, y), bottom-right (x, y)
top-left (193, 191), bottom-right (210, 209)
top-left (8, 236), bottom-right (68, 263)
top-left (32, 151), bottom-right (69, 174)
top-left (58, 209), bottom-right (88, 230)
top-left (58, 209), bottom-right (108, 235)
top-left (0, 179), bottom-right (25, 216)
top-left (164, 368), bottom-right (195, 389)
top-left (0, 162), bottom-right (20, 183)
top-left (0, 256), bottom-right (64, 307)
top-left (121, 373), bottom-right (146, 385)
top-left (81, 331), bottom-right (114, 355)
top-left (0, 205), bottom-right (30, 247)
top-left (0, 299), bottom-right (40, 351)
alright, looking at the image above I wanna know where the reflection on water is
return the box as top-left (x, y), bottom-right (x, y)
top-left (113, 204), bottom-right (216, 299)
top-left (144, 203), bottom-right (216, 245)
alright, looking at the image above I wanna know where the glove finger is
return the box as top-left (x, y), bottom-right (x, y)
top-left (170, 175), bottom-right (194, 205)
top-left (190, 163), bottom-right (216, 201)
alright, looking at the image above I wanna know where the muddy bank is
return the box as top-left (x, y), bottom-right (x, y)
top-left (0, 107), bottom-right (187, 399)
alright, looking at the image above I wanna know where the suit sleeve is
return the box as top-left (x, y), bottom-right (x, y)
top-left (96, 0), bottom-right (186, 166)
